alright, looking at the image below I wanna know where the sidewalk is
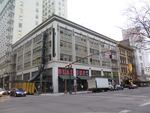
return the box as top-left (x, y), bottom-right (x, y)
top-left (40, 91), bottom-right (92, 96)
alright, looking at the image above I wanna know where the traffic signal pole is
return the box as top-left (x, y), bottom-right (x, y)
top-left (64, 50), bottom-right (112, 94)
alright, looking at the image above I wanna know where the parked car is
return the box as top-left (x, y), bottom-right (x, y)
top-left (0, 88), bottom-right (7, 97)
top-left (108, 83), bottom-right (114, 91)
top-left (10, 88), bottom-right (27, 97)
top-left (128, 84), bottom-right (138, 89)
top-left (88, 78), bottom-right (111, 92)
top-left (114, 85), bottom-right (124, 90)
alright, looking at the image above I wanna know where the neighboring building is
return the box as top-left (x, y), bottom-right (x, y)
top-left (118, 39), bottom-right (136, 83)
top-left (122, 28), bottom-right (147, 81)
top-left (11, 15), bottom-right (119, 93)
top-left (42, 0), bottom-right (67, 21)
top-left (143, 47), bottom-right (150, 80)
top-left (0, 0), bottom-right (42, 44)
top-left (0, 0), bottom-right (42, 88)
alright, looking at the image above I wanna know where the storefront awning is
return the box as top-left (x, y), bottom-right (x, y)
top-left (59, 76), bottom-right (76, 80)
top-left (77, 76), bottom-right (90, 80)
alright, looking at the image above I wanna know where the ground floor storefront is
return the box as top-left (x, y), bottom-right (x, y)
top-left (10, 64), bottom-right (119, 93)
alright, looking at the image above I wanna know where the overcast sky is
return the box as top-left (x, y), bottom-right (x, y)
top-left (67, 0), bottom-right (148, 41)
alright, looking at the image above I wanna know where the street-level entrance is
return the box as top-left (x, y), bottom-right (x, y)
top-left (58, 67), bottom-right (75, 93)
top-left (31, 68), bottom-right (53, 93)
top-left (76, 69), bottom-right (89, 91)
top-left (58, 76), bottom-right (75, 93)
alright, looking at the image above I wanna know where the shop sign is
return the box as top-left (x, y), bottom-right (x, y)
top-left (58, 67), bottom-right (73, 76)
top-left (76, 69), bottom-right (89, 76)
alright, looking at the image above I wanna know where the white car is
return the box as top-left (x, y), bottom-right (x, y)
top-left (0, 88), bottom-right (7, 97)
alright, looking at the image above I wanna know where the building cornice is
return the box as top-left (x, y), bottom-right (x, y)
top-left (13, 15), bottom-right (117, 48)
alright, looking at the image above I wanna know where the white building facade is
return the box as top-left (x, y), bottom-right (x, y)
top-left (0, 0), bottom-right (42, 88)
top-left (12, 15), bottom-right (119, 93)
top-left (42, 0), bottom-right (67, 21)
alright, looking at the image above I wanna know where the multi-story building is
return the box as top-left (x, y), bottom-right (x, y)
top-left (42, 0), bottom-right (67, 21)
top-left (122, 28), bottom-right (147, 81)
top-left (143, 47), bottom-right (150, 80)
top-left (0, 0), bottom-right (42, 88)
top-left (118, 39), bottom-right (136, 83)
top-left (0, 0), bottom-right (42, 44)
top-left (0, 0), bottom-right (68, 89)
top-left (12, 15), bottom-right (119, 93)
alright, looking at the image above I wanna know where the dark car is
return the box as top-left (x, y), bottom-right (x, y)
top-left (10, 89), bottom-right (27, 97)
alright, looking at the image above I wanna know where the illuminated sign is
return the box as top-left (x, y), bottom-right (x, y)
top-left (58, 68), bottom-right (73, 76)
top-left (76, 69), bottom-right (89, 76)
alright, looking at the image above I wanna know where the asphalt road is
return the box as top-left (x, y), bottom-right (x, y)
top-left (0, 87), bottom-right (150, 113)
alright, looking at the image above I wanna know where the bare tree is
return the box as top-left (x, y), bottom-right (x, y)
top-left (124, 1), bottom-right (150, 43)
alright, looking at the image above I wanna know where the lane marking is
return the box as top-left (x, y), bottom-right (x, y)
top-left (119, 110), bottom-right (131, 113)
top-left (139, 102), bottom-right (150, 107)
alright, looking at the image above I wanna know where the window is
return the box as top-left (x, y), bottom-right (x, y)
top-left (36, 9), bottom-right (39, 13)
top-left (36, 15), bottom-right (38, 19)
top-left (18, 23), bottom-right (22, 28)
top-left (36, 2), bottom-right (39, 6)
top-left (60, 53), bottom-right (72, 61)
top-left (91, 70), bottom-right (101, 77)
top-left (35, 21), bottom-right (38, 25)
top-left (139, 56), bottom-right (142, 60)
top-left (76, 56), bottom-right (88, 64)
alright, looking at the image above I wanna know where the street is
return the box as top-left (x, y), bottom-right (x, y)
top-left (0, 87), bottom-right (150, 113)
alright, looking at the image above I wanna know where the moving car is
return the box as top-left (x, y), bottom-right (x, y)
top-left (10, 88), bottom-right (27, 97)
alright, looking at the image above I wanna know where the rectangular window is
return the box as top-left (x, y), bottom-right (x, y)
top-left (19, 23), bottom-right (22, 28)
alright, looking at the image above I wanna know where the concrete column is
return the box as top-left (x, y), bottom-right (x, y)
top-left (57, 24), bottom-right (60, 61)
top-left (89, 68), bottom-right (92, 77)
top-left (111, 71), bottom-right (113, 78)
top-left (87, 37), bottom-right (90, 65)
top-left (52, 66), bottom-right (58, 93)
top-left (116, 47), bottom-right (121, 84)
top-left (73, 68), bottom-right (77, 92)
top-left (30, 72), bottom-right (32, 80)
top-left (72, 30), bottom-right (76, 62)
top-left (101, 69), bottom-right (104, 76)
top-left (22, 46), bottom-right (25, 71)
top-left (31, 39), bottom-right (33, 67)
top-left (21, 72), bottom-right (23, 80)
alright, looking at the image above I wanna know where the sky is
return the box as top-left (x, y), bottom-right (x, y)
top-left (67, 0), bottom-right (148, 41)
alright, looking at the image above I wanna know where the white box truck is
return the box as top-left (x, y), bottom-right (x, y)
top-left (88, 78), bottom-right (112, 92)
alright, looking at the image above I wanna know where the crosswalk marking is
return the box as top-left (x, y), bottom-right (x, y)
top-left (139, 102), bottom-right (150, 107)
top-left (118, 110), bottom-right (131, 113)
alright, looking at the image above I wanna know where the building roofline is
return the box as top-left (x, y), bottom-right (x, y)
top-left (13, 15), bottom-right (117, 48)
top-left (118, 43), bottom-right (133, 51)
